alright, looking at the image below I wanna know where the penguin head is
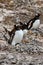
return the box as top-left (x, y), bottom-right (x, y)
top-left (35, 13), bottom-right (40, 19)
top-left (14, 25), bottom-right (21, 30)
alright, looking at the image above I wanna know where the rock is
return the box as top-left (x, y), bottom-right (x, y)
top-left (3, 9), bottom-right (14, 17)
top-left (11, 58), bottom-right (17, 64)
top-left (6, 53), bottom-right (14, 59)
top-left (0, 40), bottom-right (8, 50)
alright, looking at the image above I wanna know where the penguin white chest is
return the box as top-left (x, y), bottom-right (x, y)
top-left (32, 19), bottom-right (40, 29)
top-left (12, 30), bottom-right (23, 45)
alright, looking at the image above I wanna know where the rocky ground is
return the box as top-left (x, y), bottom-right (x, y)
top-left (0, 0), bottom-right (43, 65)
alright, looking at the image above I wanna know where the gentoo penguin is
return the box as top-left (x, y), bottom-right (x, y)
top-left (12, 29), bottom-right (28, 46)
top-left (4, 25), bottom-right (28, 46)
top-left (27, 13), bottom-right (40, 30)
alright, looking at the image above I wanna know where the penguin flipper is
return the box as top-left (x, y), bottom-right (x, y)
top-left (3, 35), bottom-right (11, 44)
top-left (3, 27), bottom-right (11, 37)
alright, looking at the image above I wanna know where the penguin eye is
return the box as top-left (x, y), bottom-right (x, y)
top-left (14, 25), bottom-right (16, 28)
